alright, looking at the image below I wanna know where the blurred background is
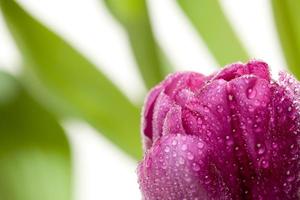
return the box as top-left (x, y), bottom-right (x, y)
top-left (0, 0), bottom-right (298, 199)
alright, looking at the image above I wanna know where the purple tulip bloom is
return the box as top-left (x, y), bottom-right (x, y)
top-left (137, 60), bottom-right (300, 200)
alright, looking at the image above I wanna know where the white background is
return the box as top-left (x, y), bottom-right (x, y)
top-left (0, 0), bottom-right (288, 199)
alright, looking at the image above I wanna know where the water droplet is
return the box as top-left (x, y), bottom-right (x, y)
top-left (256, 143), bottom-right (265, 155)
top-left (288, 176), bottom-right (295, 183)
top-left (261, 159), bottom-right (269, 168)
top-left (283, 182), bottom-right (287, 187)
top-left (172, 152), bottom-right (177, 157)
top-left (217, 105), bottom-right (223, 113)
top-left (228, 94), bottom-right (234, 101)
top-left (187, 152), bottom-right (194, 160)
top-left (204, 175), bottom-right (211, 184)
top-left (197, 118), bottom-right (203, 125)
top-left (162, 163), bottom-right (167, 169)
top-left (181, 144), bottom-right (187, 151)
top-left (256, 143), bottom-right (261, 148)
top-left (164, 146), bottom-right (170, 153)
top-left (226, 139), bottom-right (234, 146)
top-left (247, 88), bottom-right (257, 99)
top-left (288, 78), bottom-right (294, 84)
top-left (172, 139), bottom-right (178, 146)
top-left (184, 174), bottom-right (191, 183)
top-left (287, 173), bottom-right (295, 182)
top-left (179, 157), bottom-right (185, 165)
top-left (248, 105), bottom-right (254, 112)
top-left (254, 100), bottom-right (261, 106)
top-left (197, 141), bottom-right (204, 149)
top-left (192, 163), bottom-right (200, 171)
top-left (272, 142), bottom-right (278, 149)
top-left (255, 127), bottom-right (262, 133)
top-left (204, 106), bottom-right (209, 113)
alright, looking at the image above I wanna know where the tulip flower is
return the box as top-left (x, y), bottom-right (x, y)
top-left (137, 60), bottom-right (300, 200)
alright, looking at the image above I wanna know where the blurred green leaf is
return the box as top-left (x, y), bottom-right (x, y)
top-left (0, 71), bottom-right (71, 200)
top-left (104, 0), bottom-right (172, 88)
top-left (177, 0), bottom-right (249, 66)
top-left (0, 0), bottom-right (142, 159)
top-left (272, 0), bottom-right (300, 78)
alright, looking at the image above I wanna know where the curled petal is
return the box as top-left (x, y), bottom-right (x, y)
top-left (142, 72), bottom-right (207, 149)
top-left (182, 79), bottom-right (231, 138)
top-left (213, 60), bottom-right (270, 82)
top-left (152, 93), bottom-right (175, 143)
top-left (142, 85), bottom-right (163, 143)
top-left (162, 105), bottom-right (186, 136)
top-left (246, 60), bottom-right (270, 81)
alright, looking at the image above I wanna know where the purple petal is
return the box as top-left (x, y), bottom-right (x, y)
top-left (226, 73), bottom-right (299, 198)
top-left (181, 79), bottom-right (232, 139)
top-left (137, 134), bottom-right (240, 200)
top-left (162, 105), bottom-right (186, 136)
top-left (142, 72), bottom-right (207, 149)
top-left (213, 60), bottom-right (270, 82)
top-left (246, 60), bottom-right (270, 81)
top-left (142, 84), bottom-right (163, 144)
top-left (139, 60), bottom-right (300, 199)
top-left (152, 92), bottom-right (175, 143)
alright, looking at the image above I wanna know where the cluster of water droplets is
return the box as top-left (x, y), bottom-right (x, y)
top-left (139, 67), bottom-right (300, 199)
top-left (138, 134), bottom-right (212, 199)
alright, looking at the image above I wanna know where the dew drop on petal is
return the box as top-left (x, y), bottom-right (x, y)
top-left (181, 144), bottom-right (188, 151)
top-left (261, 159), bottom-right (269, 168)
top-left (164, 146), bottom-right (170, 153)
top-left (256, 143), bottom-right (261, 148)
top-left (192, 163), bottom-right (200, 172)
top-left (179, 157), bottom-right (185, 165)
top-left (197, 141), bottom-right (204, 149)
top-left (247, 88), bottom-right (257, 99)
top-left (187, 152), bottom-right (194, 160)
top-left (288, 78), bottom-right (294, 84)
top-left (272, 142), bottom-right (278, 149)
top-left (172, 139), bottom-right (178, 146)
top-left (256, 143), bottom-right (265, 155)
top-left (217, 105), bottom-right (223, 113)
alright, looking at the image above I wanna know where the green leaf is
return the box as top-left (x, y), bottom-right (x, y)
top-left (177, 0), bottom-right (249, 66)
top-left (272, 0), bottom-right (300, 79)
top-left (104, 0), bottom-right (172, 88)
top-left (0, 0), bottom-right (142, 159)
top-left (0, 71), bottom-right (71, 200)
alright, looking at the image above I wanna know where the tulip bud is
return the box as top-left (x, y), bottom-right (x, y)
top-left (138, 60), bottom-right (300, 200)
